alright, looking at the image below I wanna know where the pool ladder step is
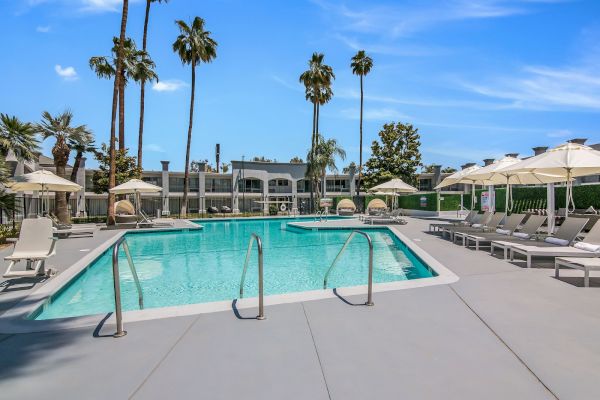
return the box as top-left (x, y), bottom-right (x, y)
top-left (323, 230), bottom-right (374, 306)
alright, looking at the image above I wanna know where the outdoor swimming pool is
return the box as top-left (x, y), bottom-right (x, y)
top-left (33, 218), bottom-right (436, 320)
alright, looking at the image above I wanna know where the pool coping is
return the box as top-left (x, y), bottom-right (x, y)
top-left (0, 219), bottom-right (458, 334)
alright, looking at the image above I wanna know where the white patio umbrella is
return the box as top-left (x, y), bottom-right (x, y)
top-left (468, 156), bottom-right (564, 213)
top-left (369, 178), bottom-right (418, 194)
top-left (434, 165), bottom-right (483, 210)
top-left (497, 142), bottom-right (600, 216)
top-left (109, 179), bottom-right (162, 216)
top-left (6, 169), bottom-right (83, 215)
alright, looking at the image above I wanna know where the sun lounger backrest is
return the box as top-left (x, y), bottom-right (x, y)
top-left (14, 218), bottom-right (54, 255)
top-left (502, 213), bottom-right (525, 232)
top-left (485, 212), bottom-right (505, 228)
top-left (518, 215), bottom-right (546, 235)
top-left (554, 217), bottom-right (589, 243)
top-left (478, 211), bottom-right (492, 225)
top-left (581, 220), bottom-right (600, 245)
top-left (464, 210), bottom-right (477, 223)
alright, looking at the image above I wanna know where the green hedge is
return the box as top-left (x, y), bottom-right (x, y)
top-left (397, 192), bottom-right (438, 211)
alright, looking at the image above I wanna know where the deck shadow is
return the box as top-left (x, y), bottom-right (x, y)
top-left (333, 288), bottom-right (369, 306)
top-left (231, 299), bottom-right (261, 320)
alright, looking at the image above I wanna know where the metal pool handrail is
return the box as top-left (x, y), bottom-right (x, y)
top-left (323, 230), bottom-right (374, 306)
top-left (238, 233), bottom-right (265, 320)
top-left (112, 235), bottom-right (144, 338)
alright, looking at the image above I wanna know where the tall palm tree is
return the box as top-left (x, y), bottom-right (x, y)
top-left (299, 53), bottom-right (335, 156)
top-left (0, 114), bottom-right (39, 161)
top-left (107, 0), bottom-right (129, 225)
top-left (132, 51), bottom-right (158, 170)
top-left (36, 111), bottom-right (91, 224)
top-left (173, 17), bottom-right (217, 217)
top-left (139, 0), bottom-right (169, 170)
top-left (90, 37), bottom-right (154, 151)
top-left (350, 50), bottom-right (373, 197)
top-left (66, 132), bottom-right (96, 202)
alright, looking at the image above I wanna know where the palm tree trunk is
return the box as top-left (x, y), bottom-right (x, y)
top-left (138, 0), bottom-right (151, 170)
top-left (53, 138), bottom-right (71, 224)
top-left (310, 101), bottom-right (316, 213)
top-left (108, 0), bottom-right (129, 226)
top-left (66, 151), bottom-right (83, 202)
top-left (118, 71), bottom-right (126, 150)
top-left (138, 81), bottom-right (145, 169)
top-left (181, 60), bottom-right (196, 217)
top-left (357, 74), bottom-right (363, 197)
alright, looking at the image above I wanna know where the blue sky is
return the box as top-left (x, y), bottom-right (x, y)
top-left (1, 0), bottom-right (600, 172)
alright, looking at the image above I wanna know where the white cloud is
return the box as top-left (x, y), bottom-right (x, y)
top-left (458, 63), bottom-right (600, 111)
top-left (145, 144), bottom-right (165, 153)
top-left (36, 25), bottom-right (51, 33)
top-left (152, 80), bottom-right (188, 92)
top-left (80, 0), bottom-right (122, 12)
top-left (272, 75), bottom-right (303, 92)
top-left (340, 107), bottom-right (410, 121)
top-left (54, 64), bottom-right (78, 81)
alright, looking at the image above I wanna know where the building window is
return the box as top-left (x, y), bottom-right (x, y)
top-left (142, 176), bottom-right (162, 187)
top-left (418, 178), bottom-right (432, 191)
top-left (326, 179), bottom-right (349, 192)
top-left (169, 177), bottom-right (199, 192)
top-left (238, 178), bottom-right (263, 193)
top-left (268, 179), bottom-right (291, 193)
top-left (206, 178), bottom-right (232, 193)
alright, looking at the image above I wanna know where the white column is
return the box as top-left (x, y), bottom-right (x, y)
top-left (488, 185), bottom-right (496, 212)
top-left (161, 161), bottom-right (170, 216)
top-left (262, 179), bottom-right (269, 214)
top-left (76, 157), bottom-right (87, 217)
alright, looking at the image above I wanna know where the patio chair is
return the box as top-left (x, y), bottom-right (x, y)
top-left (508, 218), bottom-right (591, 268)
top-left (461, 213), bottom-right (526, 251)
top-left (139, 209), bottom-right (174, 227)
top-left (452, 212), bottom-right (506, 245)
top-left (3, 218), bottom-right (58, 278)
top-left (489, 215), bottom-right (548, 259)
top-left (440, 211), bottom-right (491, 240)
top-left (429, 210), bottom-right (478, 232)
top-left (555, 257), bottom-right (600, 287)
top-left (366, 209), bottom-right (407, 225)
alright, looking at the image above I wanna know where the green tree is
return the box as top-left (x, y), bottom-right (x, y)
top-left (0, 114), bottom-right (39, 161)
top-left (442, 166), bottom-right (457, 174)
top-left (306, 133), bottom-right (345, 200)
top-left (89, 37), bottom-right (157, 151)
top-left (173, 16), bottom-right (218, 217)
top-left (363, 122), bottom-right (422, 189)
top-left (289, 156), bottom-right (304, 163)
top-left (221, 163), bottom-right (230, 173)
top-left (342, 161), bottom-right (357, 174)
top-left (36, 110), bottom-right (92, 224)
top-left (421, 164), bottom-right (436, 173)
top-left (139, 0), bottom-right (169, 170)
top-left (92, 142), bottom-right (141, 194)
top-left (350, 50), bottom-right (373, 196)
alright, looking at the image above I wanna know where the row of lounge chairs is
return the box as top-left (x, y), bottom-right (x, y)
top-left (360, 209), bottom-right (407, 225)
top-left (430, 211), bottom-right (600, 286)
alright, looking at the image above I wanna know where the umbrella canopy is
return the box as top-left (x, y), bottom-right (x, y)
top-left (6, 169), bottom-right (82, 192)
top-left (434, 165), bottom-right (483, 189)
top-left (498, 142), bottom-right (600, 214)
top-left (369, 178), bottom-right (417, 193)
top-left (109, 179), bottom-right (162, 194)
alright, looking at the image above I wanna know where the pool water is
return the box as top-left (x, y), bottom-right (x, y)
top-left (34, 218), bottom-right (435, 320)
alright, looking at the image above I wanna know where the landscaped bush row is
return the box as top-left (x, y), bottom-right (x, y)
top-left (397, 192), bottom-right (438, 211)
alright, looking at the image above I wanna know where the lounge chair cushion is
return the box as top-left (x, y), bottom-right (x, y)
top-left (513, 232), bottom-right (530, 239)
top-left (574, 242), bottom-right (600, 253)
top-left (545, 237), bottom-right (569, 246)
top-left (496, 229), bottom-right (511, 235)
top-left (472, 223), bottom-right (483, 228)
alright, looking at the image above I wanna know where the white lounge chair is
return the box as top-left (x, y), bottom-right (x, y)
top-left (555, 257), bottom-right (600, 287)
top-left (461, 213), bottom-right (526, 251)
top-left (488, 215), bottom-right (548, 259)
top-left (429, 210), bottom-right (478, 232)
top-left (508, 218), bottom-right (591, 268)
top-left (3, 218), bottom-right (58, 278)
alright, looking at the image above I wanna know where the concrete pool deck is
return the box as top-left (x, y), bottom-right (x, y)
top-left (1, 216), bottom-right (600, 399)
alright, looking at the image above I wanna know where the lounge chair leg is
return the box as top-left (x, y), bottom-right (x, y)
top-left (3, 260), bottom-right (16, 277)
top-left (509, 249), bottom-right (514, 261)
top-left (584, 269), bottom-right (590, 287)
top-left (527, 255), bottom-right (531, 268)
top-left (476, 240), bottom-right (479, 251)
top-left (554, 261), bottom-right (559, 279)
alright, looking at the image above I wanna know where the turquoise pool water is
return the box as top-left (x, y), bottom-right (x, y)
top-left (34, 217), bottom-right (435, 320)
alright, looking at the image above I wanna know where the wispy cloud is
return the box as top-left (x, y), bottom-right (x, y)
top-left (36, 25), bottom-right (51, 33)
top-left (152, 79), bottom-right (187, 92)
top-left (54, 64), bottom-right (78, 81)
top-left (272, 75), bottom-right (303, 92)
top-left (145, 143), bottom-right (165, 153)
top-left (340, 107), bottom-right (410, 121)
top-left (80, 0), bottom-right (123, 13)
top-left (458, 63), bottom-right (600, 111)
top-left (423, 143), bottom-right (509, 163)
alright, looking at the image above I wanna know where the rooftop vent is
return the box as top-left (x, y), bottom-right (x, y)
top-left (483, 158), bottom-right (495, 166)
top-left (568, 138), bottom-right (587, 145)
top-left (505, 153), bottom-right (519, 158)
top-left (461, 162), bottom-right (477, 170)
top-left (532, 146), bottom-right (548, 156)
